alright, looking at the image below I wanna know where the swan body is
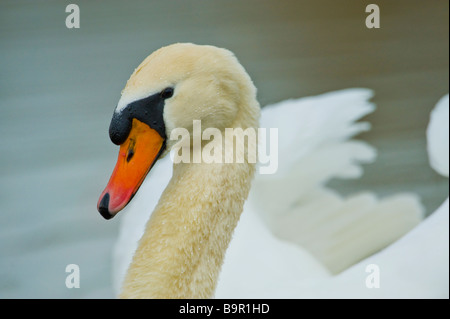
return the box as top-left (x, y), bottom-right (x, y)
top-left (99, 43), bottom-right (447, 298)
top-left (217, 93), bottom-right (449, 299)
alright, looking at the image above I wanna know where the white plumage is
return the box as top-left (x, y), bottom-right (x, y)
top-left (112, 89), bottom-right (448, 298)
top-left (427, 94), bottom-right (449, 178)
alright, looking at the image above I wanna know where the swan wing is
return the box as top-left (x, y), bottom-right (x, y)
top-left (427, 94), bottom-right (449, 177)
top-left (253, 89), bottom-right (424, 274)
top-left (317, 198), bottom-right (449, 298)
top-left (312, 93), bottom-right (450, 298)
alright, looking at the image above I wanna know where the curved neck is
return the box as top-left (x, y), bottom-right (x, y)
top-left (120, 110), bottom-right (259, 298)
top-left (120, 160), bottom-right (254, 298)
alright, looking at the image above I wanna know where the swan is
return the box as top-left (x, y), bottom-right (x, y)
top-left (97, 43), bottom-right (441, 298)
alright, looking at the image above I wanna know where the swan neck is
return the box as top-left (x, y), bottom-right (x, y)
top-left (120, 86), bottom-right (260, 298)
top-left (120, 158), bottom-right (255, 298)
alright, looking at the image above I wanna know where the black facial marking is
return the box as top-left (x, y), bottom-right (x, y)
top-left (109, 88), bottom-right (174, 145)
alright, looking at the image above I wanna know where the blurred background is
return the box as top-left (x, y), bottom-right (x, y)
top-left (0, 0), bottom-right (448, 298)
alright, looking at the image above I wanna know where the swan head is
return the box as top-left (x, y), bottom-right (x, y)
top-left (97, 43), bottom-right (259, 219)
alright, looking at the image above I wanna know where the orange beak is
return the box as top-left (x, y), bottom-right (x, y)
top-left (97, 118), bottom-right (164, 219)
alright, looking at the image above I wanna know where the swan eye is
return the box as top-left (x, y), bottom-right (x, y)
top-left (160, 87), bottom-right (174, 99)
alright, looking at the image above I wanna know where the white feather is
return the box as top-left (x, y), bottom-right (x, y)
top-left (112, 89), bottom-right (447, 298)
top-left (427, 94), bottom-right (449, 177)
